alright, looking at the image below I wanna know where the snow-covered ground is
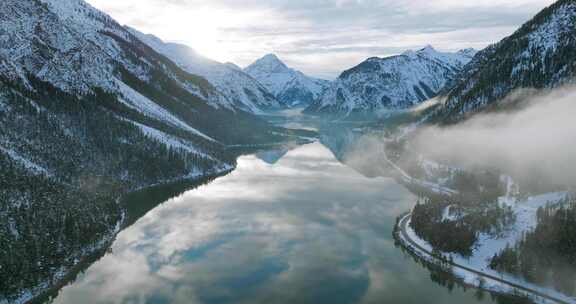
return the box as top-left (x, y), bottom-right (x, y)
top-left (441, 205), bottom-right (463, 222)
top-left (378, 144), bottom-right (459, 196)
top-left (115, 79), bottom-right (217, 142)
top-left (400, 191), bottom-right (574, 304)
top-left (127, 119), bottom-right (217, 161)
top-left (382, 142), bottom-right (574, 303)
top-left (0, 145), bottom-right (51, 177)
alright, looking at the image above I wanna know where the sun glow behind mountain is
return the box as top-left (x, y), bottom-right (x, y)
top-left (155, 7), bottom-right (241, 62)
top-left (86, 0), bottom-right (554, 79)
top-left (86, 0), bottom-right (272, 63)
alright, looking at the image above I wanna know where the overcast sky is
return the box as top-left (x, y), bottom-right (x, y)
top-left (86, 0), bottom-right (554, 79)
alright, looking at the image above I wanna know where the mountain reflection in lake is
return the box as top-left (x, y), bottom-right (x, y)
top-left (52, 142), bottom-right (498, 304)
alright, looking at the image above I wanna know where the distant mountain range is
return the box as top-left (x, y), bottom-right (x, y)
top-left (245, 54), bottom-right (330, 107)
top-left (306, 0), bottom-right (576, 120)
top-left (113, 32), bottom-right (331, 112)
top-left (305, 46), bottom-right (476, 116)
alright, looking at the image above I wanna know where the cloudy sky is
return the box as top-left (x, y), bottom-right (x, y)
top-left (86, 0), bottom-right (554, 79)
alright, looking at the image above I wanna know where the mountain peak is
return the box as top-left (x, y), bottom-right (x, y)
top-left (401, 45), bottom-right (437, 58)
top-left (245, 54), bottom-right (329, 107)
top-left (245, 53), bottom-right (290, 77)
top-left (262, 53), bottom-right (281, 61)
top-left (420, 44), bottom-right (436, 52)
top-left (249, 53), bottom-right (288, 71)
top-left (224, 62), bottom-right (242, 71)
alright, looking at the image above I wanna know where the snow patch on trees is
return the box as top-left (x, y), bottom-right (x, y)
top-left (115, 79), bottom-right (217, 142)
top-left (403, 192), bottom-right (574, 303)
top-left (0, 145), bottom-right (51, 177)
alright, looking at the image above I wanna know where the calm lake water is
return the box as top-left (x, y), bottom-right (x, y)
top-left (50, 141), bottom-right (499, 304)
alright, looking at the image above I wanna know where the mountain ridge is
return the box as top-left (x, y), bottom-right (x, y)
top-left (433, 0), bottom-right (576, 122)
top-left (127, 28), bottom-right (282, 113)
top-left (305, 46), bottom-right (476, 116)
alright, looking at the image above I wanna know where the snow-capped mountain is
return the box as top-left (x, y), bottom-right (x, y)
top-left (0, 0), bottom-right (235, 110)
top-left (0, 0), bottom-right (297, 302)
top-left (435, 0), bottom-right (576, 122)
top-left (128, 28), bottom-right (280, 113)
top-left (245, 54), bottom-right (330, 107)
top-left (305, 46), bottom-right (476, 115)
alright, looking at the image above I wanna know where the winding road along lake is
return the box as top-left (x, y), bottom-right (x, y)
top-left (51, 142), bottom-right (499, 304)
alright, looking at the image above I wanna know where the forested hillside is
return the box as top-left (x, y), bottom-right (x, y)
top-left (0, 0), bottom-right (301, 302)
top-left (435, 0), bottom-right (576, 122)
top-left (490, 196), bottom-right (576, 296)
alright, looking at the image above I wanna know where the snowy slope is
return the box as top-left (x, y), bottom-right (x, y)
top-left (0, 0), bottom-right (286, 145)
top-left (0, 0), bottom-right (258, 168)
top-left (245, 54), bottom-right (330, 107)
top-left (0, 0), bottom-right (229, 109)
top-left (435, 0), bottom-right (576, 121)
top-left (306, 46), bottom-right (475, 115)
top-left (0, 1), bottom-right (290, 302)
top-left (128, 28), bottom-right (281, 113)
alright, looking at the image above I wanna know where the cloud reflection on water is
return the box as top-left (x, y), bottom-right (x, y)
top-left (52, 142), bottom-right (494, 304)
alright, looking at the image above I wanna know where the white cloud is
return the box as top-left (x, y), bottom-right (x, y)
top-left (411, 86), bottom-right (576, 188)
top-left (86, 0), bottom-right (555, 78)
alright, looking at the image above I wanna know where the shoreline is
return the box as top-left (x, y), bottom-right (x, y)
top-left (225, 138), bottom-right (315, 149)
top-left (21, 166), bottom-right (235, 304)
top-left (381, 142), bottom-right (574, 304)
top-left (16, 136), bottom-right (310, 304)
top-left (393, 213), bottom-right (573, 304)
